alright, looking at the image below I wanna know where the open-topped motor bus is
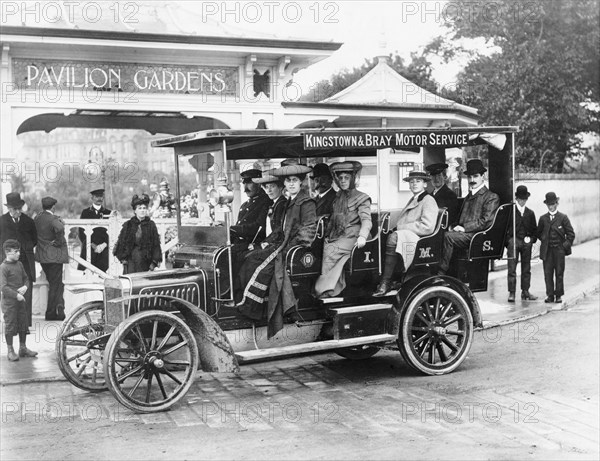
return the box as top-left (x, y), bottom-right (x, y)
top-left (57, 126), bottom-right (517, 412)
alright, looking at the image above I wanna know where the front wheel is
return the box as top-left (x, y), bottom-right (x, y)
top-left (103, 310), bottom-right (199, 413)
top-left (398, 286), bottom-right (474, 375)
top-left (56, 301), bottom-right (107, 392)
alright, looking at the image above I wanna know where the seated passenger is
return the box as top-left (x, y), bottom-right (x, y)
top-left (236, 175), bottom-right (287, 301)
top-left (314, 161), bottom-right (372, 298)
top-left (236, 164), bottom-right (317, 338)
top-left (310, 163), bottom-right (336, 216)
top-left (373, 171), bottom-right (438, 296)
top-left (425, 162), bottom-right (460, 226)
top-left (437, 159), bottom-right (500, 275)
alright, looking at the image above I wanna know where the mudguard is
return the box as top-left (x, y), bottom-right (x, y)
top-left (389, 275), bottom-right (483, 337)
top-left (109, 294), bottom-right (239, 373)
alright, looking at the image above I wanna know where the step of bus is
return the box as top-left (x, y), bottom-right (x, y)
top-left (235, 333), bottom-right (397, 364)
top-left (329, 303), bottom-right (393, 340)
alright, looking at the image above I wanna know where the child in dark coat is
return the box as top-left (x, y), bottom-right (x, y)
top-left (1, 239), bottom-right (37, 361)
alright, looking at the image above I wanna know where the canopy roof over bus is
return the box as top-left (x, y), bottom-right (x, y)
top-left (152, 127), bottom-right (519, 160)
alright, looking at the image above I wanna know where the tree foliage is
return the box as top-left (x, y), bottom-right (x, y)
top-left (300, 52), bottom-right (438, 102)
top-left (429, 0), bottom-right (599, 172)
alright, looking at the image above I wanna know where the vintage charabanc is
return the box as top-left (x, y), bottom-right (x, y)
top-left (56, 126), bottom-right (517, 413)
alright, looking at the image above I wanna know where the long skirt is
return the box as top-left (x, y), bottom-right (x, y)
top-left (124, 247), bottom-right (152, 274)
top-left (394, 229), bottom-right (420, 270)
top-left (237, 243), bottom-right (285, 320)
top-left (314, 236), bottom-right (356, 298)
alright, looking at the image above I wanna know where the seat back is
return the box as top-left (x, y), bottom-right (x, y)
top-left (346, 211), bottom-right (389, 274)
top-left (411, 208), bottom-right (448, 268)
top-left (468, 203), bottom-right (512, 260)
top-left (286, 215), bottom-right (328, 277)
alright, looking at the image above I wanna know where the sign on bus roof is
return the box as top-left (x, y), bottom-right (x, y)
top-left (303, 131), bottom-right (470, 150)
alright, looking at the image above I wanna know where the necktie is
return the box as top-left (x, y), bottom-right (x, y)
top-left (550, 215), bottom-right (554, 221)
top-left (13, 218), bottom-right (19, 224)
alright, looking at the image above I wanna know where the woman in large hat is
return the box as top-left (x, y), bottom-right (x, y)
top-left (113, 194), bottom-right (162, 274)
top-left (236, 163), bottom-right (317, 338)
top-left (314, 161), bottom-right (372, 298)
top-left (373, 170), bottom-right (438, 296)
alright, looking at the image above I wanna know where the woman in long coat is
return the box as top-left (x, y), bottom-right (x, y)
top-left (314, 161), bottom-right (372, 298)
top-left (113, 194), bottom-right (162, 274)
top-left (236, 165), bottom-right (317, 338)
top-left (373, 171), bottom-right (438, 296)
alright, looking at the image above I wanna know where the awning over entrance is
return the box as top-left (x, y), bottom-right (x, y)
top-left (16, 110), bottom-right (229, 136)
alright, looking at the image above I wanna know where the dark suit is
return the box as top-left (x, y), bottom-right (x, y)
top-left (432, 184), bottom-right (459, 226)
top-left (439, 186), bottom-right (500, 272)
top-left (537, 211), bottom-right (575, 298)
top-left (78, 205), bottom-right (112, 272)
top-left (0, 213), bottom-right (37, 325)
top-left (315, 188), bottom-right (336, 216)
top-left (507, 206), bottom-right (537, 293)
top-left (230, 189), bottom-right (271, 244)
top-left (34, 211), bottom-right (69, 318)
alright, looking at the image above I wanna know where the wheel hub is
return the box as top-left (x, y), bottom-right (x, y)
top-left (144, 352), bottom-right (164, 369)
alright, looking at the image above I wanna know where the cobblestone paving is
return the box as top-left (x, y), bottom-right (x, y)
top-left (2, 353), bottom-right (598, 457)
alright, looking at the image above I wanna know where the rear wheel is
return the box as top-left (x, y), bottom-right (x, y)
top-left (104, 311), bottom-right (199, 413)
top-left (56, 302), bottom-right (107, 392)
top-left (335, 345), bottom-right (380, 360)
top-left (398, 286), bottom-right (473, 375)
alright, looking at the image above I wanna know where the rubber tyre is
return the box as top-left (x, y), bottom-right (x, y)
top-left (56, 301), bottom-right (107, 392)
top-left (104, 310), bottom-right (198, 413)
top-left (398, 286), bottom-right (473, 375)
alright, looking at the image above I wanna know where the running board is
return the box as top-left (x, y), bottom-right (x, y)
top-left (235, 334), bottom-right (397, 364)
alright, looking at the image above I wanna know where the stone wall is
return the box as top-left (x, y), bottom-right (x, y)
top-left (515, 173), bottom-right (599, 244)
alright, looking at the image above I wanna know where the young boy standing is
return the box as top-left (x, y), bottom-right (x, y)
top-left (1, 239), bottom-right (37, 361)
top-left (537, 192), bottom-right (576, 304)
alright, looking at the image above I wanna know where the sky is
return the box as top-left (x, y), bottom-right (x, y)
top-left (176, 1), bottom-right (468, 88)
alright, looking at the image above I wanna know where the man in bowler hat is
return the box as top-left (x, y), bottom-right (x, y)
top-left (78, 188), bottom-right (113, 273)
top-left (310, 163), bottom-right (336, 216)
top-left (536, 192), bottom-right (575, 304)
top-left (507, 185), bottom-right (538, 302)
top-left (438, 159), bottom-right (500, 274)
top-left (34, 197), bottom-right (69, 320)
top-left (425, 163), bottom-right (460, 225)
top-left (0, 192), bottom-right (37, 326)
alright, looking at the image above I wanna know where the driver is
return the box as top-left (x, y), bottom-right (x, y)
top-left (230, 169), bottom-right (271, 245)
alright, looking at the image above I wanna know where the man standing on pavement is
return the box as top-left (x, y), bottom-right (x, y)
top-left (537, 192), bottom-right (575, 304)
top-left (438, 159), bottom-right (500, 275)
top-left (310, 163), bottom-right (336, 216)
top-left (35, 197), bottom-right (69, 320)
top-left (507, 185), bottom-right (538, 302)
top-left (0, 192), bottom-right (37, 327)
top-left (78, 188), bottom-right (112, 273)
top-left (425, 163), bottom-right (460, 225)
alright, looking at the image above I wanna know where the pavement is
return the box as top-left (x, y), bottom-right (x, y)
top-left (1, 239), bottom-right (598, 386)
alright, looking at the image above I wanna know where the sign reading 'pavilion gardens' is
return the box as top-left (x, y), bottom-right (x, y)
top-left (12, 59), bottom-right (239, 95)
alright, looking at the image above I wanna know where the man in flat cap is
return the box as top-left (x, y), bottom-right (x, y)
top-left (507, 185), bottom-right (538, 302)
top-left (35, 197), bottom-right (69, 320)
top-left (78, 188), bottom-right (113, 273)
top-left (438, 159), bottom-right (500, 275)
top-left (0, 192), bottom-right (37, 327)
top-left (536, 192), bottom-right (575, 304)
top-left (425, 163), bottom-right (459, 225)
top-left (230, 169), bottom-right (270, 245)
top-left (310, 163), bottom-right (336, 216)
